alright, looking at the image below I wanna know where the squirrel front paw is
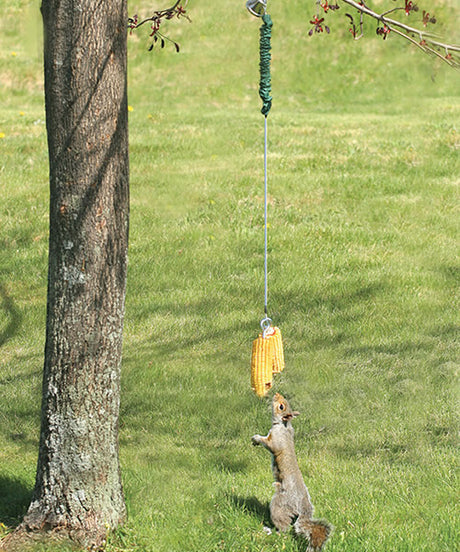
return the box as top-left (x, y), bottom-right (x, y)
top-left (252, 434), bottom-right (262, 446)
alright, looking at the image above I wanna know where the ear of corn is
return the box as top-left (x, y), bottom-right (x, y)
top-left (251, 326), bottom-right (285, 396)
top-left (251, 334), bottom-right (273, 397)
top-left (271, 327), bottom-right (285, 373)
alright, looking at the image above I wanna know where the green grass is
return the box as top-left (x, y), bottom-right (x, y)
top-left (0, 0), bottom-right (459, 550)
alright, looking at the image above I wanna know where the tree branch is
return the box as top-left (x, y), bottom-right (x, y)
top-left (128, 0), bottom-right (190, 52)
top-left (341, 0), bottom-right (459, 67)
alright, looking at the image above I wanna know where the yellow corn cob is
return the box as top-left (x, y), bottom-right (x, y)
top-left (271, 326), bottom-right (285, 373)
top-left (251, 334), bottom-right (273, 397)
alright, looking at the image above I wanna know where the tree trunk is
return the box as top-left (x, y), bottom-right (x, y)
top-left (22, 0), bottom-right (129, 546)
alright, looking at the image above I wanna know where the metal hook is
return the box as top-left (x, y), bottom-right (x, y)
top-left (246, 0), bottom-right (267, 17)
top-left (260, 316), bottom-right (273, 337)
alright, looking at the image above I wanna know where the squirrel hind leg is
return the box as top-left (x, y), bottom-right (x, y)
top-left (294, 516), bottom-right (332, 551)
top-left (270, 495), bottom-right (296, 532)
top-left (270, 506), bottom-right (293, 532)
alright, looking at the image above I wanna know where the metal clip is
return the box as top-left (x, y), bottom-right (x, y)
top-left (260, 316), bottom-right (273, 338)
top-left (246, 0), bottom-right (267, 17)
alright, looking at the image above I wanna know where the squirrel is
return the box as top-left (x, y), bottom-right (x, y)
top-left (252, 393), bottom-right (331, 552)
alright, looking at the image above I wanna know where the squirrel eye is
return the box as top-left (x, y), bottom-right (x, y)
top-left (279, 404), bottom-right (284, 410)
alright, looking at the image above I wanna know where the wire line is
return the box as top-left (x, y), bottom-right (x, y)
top-left (264, 114), bottom-right (268, 316)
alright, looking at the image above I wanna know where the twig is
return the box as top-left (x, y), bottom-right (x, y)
top-left (128, 0), bottom-right (190, 53)
top-left (340, 0), bottom-right (459, 67)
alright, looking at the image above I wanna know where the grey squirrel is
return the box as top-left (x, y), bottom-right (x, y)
top-left (252, 393), bottom-right (331, 551)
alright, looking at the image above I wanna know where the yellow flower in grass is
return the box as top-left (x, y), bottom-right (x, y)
top-left (0, 132), bottom-right (5, 139)
top-left (128, 105), bottom-right (134, 112)
top-left (19, 111), bottom-right (25, 116)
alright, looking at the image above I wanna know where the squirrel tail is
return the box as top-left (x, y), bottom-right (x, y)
top-left (294, 516), bottom-right (332, 551)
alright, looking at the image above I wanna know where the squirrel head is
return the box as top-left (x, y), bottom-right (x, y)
top-left (272, 393), bottom-right (300, 424)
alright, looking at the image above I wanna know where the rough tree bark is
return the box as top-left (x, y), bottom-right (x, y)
top-left (14, 0), bottom-right (129, 547)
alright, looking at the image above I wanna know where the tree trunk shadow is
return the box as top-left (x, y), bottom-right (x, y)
top-left (0, 284), bottom-right (22, 347)
top-left (0, 476), bottom-right (32, 527)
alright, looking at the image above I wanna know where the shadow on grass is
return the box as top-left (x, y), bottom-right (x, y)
top-left (333, 439), bottom-right (411, 465)
top-left (123, 280), bottom-right (388, 366)
top-left (230, 495), bottom-right (271, 527)
top-left (0, 283), bottom-right (22, 347)
top-left (0, 476), bottom-right (32, 526)
top-left (229, 496), bottom-right (307, 551)
top-left (214, 456), bottom-right (249, 474)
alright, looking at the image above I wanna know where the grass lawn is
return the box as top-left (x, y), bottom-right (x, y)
top-left (0, 0), bottom-right (459, 550)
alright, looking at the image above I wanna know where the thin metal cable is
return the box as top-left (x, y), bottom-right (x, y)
top-left (264, 114), bottom-right (268, 317)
